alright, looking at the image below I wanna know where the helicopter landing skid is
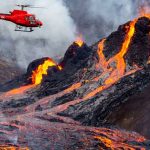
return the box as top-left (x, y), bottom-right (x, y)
top-left (15, 25), bottom-right (34, 32)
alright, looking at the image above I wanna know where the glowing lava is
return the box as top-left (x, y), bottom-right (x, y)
top-left (49, 18), bottom-right (140, 106)
top-left (75, 35), bottom-right (84, 47)
top-left (96, 38), bottom-right (107, 70)
top-left (84, 19), bottom-right (138, 100)
top-left (94, 135), bottom-right (145, 149)
top-left (0, 145), bottom-right (29, 150)
top-left (4, 84), bottom-right (36, 96)
top-left (32, 58), bottom-right (62, 85)
top-left (3, 58), bottom-right (62, 96)
top-left (105, 20), bottom-right (137, 85)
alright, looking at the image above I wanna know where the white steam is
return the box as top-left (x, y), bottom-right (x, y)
top-left (0, 0), bottom-right (77, 68)
top-left (65, 0), bottom-right (149, 44)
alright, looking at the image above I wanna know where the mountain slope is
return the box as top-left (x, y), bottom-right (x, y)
top-left (0, 16), bottom-right (149, 149)
top-left (0, 59), bottom-right (23, 84)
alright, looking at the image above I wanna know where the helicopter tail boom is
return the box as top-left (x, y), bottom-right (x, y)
top-left (0, 14), bottom-right (11, 21)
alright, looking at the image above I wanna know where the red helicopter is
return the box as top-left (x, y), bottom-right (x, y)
top-left (0, 5), bottom-right (43, 32)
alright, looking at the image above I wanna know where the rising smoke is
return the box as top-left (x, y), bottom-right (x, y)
top-left (0, 0), bottom-right (76, 68)
top-left (65, 0), bottom-right (138, 44)
top-left (0, 0), bottom-right (149, 69)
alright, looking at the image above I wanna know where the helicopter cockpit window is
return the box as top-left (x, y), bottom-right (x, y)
top-left (25, 16), bottom-right (36, 24)
top-left (29, 16), bottom-right (35, 21)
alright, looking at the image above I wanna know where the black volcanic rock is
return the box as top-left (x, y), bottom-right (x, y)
top-left (126, 17), bottom-right (150, 67)
top-left (27, 57), bottom-right (50, 76)
top-left (60, 42), bottom-right (92, 68)
top-left (103, 17), bottom-right (150, 66)
top-left (106, 77), bottom-right (150, 139)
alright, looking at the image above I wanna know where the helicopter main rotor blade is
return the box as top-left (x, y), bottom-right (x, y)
top-left (16, 5), bottom-right (45, 9)
top-left (16, 4), bottom-right (33, 7)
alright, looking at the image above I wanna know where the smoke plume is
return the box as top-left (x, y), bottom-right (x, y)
top-left (0, 0), bottom-right (76, 68)
top-left (65, 0), bottom-right (141, 44)
top-left (0, 0), bottom-right (149, 68)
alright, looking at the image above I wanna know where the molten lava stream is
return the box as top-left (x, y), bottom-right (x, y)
top-left (104, 20), bottom-right (137, 85)
top-left (43, 19), bottom-right (140, 116)
top-left (31, 58), bottom-right (62, 85)
top-left (94, 136), bottom-right (144, 150)
top-left (4, 58), bottom-right (62, 97)
top-left (87, 20), bottom-right (137, 100)
top-left (96, 38), bottom-right (107, 70)
top-left (25, 82), bottom-right (82, 112)
top-left (60, 21), bottom-right (139, 112)
top-left (0, 145), bottom-right (29, 150)
top-left (4, 84), bottom-right (36, 97)
top-left (93, 128), bottom-right (146, 149)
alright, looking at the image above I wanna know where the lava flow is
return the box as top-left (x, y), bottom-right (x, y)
top-left (44, 17), bottom-right (147, 114)
top-left (83, 20), bottom-right (137, 100)
top-left (4, 84), bottom-right (36, 96)
top-left (96, 38), bottom-right (107, 70)
top-left (32, 58), bottom-right (62, 85)
top-left (4, 58), bottom-right (62, 96)
top-left (0, 145), bottom-right (29, 150)
top-left (105, 19), bottom-right (137, 85)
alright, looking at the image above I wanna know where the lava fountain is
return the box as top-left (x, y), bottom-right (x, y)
top-left (31, 58), bottom-right (62, 85)
top-left (75, 35), bottom-right (84, 47)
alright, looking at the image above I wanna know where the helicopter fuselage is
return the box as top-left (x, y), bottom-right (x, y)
top-left (0, 10), bottom-right (43, 28)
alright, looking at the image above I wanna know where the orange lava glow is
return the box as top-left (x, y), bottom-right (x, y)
top-left (96, 39), bottom-right (107, 70)
top-left (75, 35), bottom-right (84, 47)
top-left (3, 58), bottom-right (63, 96)
top-left (84, 20), bottom-right (137, 100)
top-left (84, 85), bottom-right (107, 100)
top-left (65, 83), bottom-right (82, 93)
top-left (0, 145), bottom-right (29, 150)
top-left (4, 84), bottom-right (36, 96)
top-left (93, 128), bottom-right (146, 149)
top-left (95, 136), bottom-right (144, 149)
top-left (32, 58), bottom-right (62, 85)
top-left (105, 20), bottom-right (137, 85)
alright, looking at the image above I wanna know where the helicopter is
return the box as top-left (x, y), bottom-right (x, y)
top-left (0, 5), bottom-right (43, 32)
